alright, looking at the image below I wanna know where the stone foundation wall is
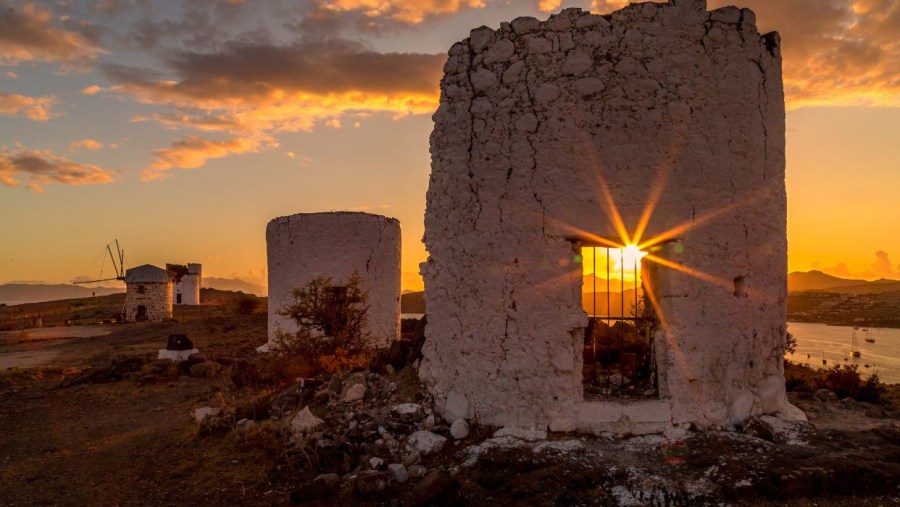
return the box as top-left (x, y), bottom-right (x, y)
top-left (422, 1), bottom-right (791, 434)
top-left (125, 282), bottom-right (173, 323)
top-left (267, 212), bottom-right (401, 349)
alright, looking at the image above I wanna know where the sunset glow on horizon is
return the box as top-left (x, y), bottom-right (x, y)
top-left (1, 0), bottom-right (899, 292)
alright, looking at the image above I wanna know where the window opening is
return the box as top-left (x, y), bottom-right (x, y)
top-left (581, 245), bottom-right (657, 399)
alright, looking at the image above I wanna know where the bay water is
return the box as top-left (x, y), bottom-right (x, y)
top-left (787, 322), bottom-right (900, 384)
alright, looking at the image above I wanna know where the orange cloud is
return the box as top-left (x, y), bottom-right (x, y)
top-left (0, 3), bottom-right (103, 67)
top-left (142, 135), bottom-right (275, 181)
top-left (0, 91), bottom-right (58, 121)
top-left (105, 39), bottom-right (443, 175)
top-left (319, 0), bottom-right (487, 23)
top-left (0, 149), bottom-right (115, 190)
top-left (708, 0), bottom-right (900, 108)
top-left (69, 139), bottom-right (103, 151)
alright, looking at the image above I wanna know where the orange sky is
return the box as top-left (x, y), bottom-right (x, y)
top-left (0, 0), bottom-right (898, 292)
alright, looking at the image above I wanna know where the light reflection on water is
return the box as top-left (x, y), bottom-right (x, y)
top-left (787, 322), bottom-right (900, 384)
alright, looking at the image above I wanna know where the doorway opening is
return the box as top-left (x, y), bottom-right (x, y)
top-left (136, 305), bottom-right (148, 322)
top-left (580, 244), bottom-right (657, 399)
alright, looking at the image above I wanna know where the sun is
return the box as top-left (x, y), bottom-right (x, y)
top-left (621, 245), bottom-right (647, 270)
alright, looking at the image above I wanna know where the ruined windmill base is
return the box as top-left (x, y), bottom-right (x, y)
top-left (421, 1), bottom-right (794, 436)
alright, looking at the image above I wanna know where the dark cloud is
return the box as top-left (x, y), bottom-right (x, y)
top-left (0, 2), bottom-right (103, 67)
top-left (111, 38), bottom-right (444, 102)
top-left (103, 36), bottom-right (443, 144)
top-left (0, 149), bottom-right (115, 191)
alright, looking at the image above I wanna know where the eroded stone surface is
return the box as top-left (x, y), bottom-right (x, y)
top-left (266, 212), bottom-right (401, 348)
top-left (422, 2), bottom-right (788, 434)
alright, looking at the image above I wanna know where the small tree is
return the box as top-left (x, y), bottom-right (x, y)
top-left (784, 331), bottom-right (798, 355)
top-left (277, 272), bottom-right (371, 359)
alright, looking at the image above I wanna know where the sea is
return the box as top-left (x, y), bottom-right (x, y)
top-left (787, 322), bottom-right (900, 384)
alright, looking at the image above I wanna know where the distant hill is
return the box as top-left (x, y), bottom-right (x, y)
top-left (203, 278), bottom-right (267, 296)
top-left (583, 289), bottom-right (640, 317)
top-left (0, 284), bottom-right (124, 305)
top-left (401, 291), bottom-right (425, 313)
top-left (788, 271), bottom-right (899, 294)
top-left (810, 281), bottom-right (900, 295)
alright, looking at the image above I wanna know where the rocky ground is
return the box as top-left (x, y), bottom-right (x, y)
top-left (2, 304), bottom-right (900, 506)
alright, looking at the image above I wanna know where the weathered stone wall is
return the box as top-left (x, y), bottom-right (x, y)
top-left (422, 0), bottom-right (793, 434)
top-left (267, 212), bottom-right (401, 348)
top-left (125, 282), bottom-right (173, 322)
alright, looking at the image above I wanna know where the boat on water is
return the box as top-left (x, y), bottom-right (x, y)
top-left (864, 328), bottom-right (876, 343)
top-left (850, 327), bottom-right (862, 358)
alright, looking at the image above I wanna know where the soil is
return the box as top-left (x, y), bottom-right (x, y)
top-left (3, 294), bottom-right (900, 506)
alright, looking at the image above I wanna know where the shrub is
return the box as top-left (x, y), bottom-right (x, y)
top-left (817, 363), bottom-right (883, 403)
top-left (235, 297), bottom-right (259, 315)
top-left (275, 272), bottom-right (372, 374)
top-left (784, 331), bottom-right (797, 355)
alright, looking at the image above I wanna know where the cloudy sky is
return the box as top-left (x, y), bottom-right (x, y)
top-left (0, 0), bottom-right (898, 291)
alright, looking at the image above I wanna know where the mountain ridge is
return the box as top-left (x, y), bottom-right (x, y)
top-left (788, 270), bottom-right (899, 293)
top-left (0, 277), bottom-right (266, 305)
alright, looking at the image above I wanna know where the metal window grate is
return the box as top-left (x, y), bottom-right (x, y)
top-left (583, 246), bottom-right (657, 399)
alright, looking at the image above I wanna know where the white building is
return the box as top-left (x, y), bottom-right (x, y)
top-left (168, 263), bottom-right (202, 305)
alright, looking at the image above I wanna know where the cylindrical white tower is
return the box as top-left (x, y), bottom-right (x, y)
top-left (266, 212), bottom-right (401, 349)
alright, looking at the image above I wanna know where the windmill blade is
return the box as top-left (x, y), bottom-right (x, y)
top-left (74, 277), bottom-right (121, 284)
top-left (107, 245), bottom-right (119, 278)
top-left (115, 239), bottom-right (124, 277)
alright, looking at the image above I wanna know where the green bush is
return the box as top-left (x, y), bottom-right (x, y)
top-left (276, 272), bottom-right (371, 361)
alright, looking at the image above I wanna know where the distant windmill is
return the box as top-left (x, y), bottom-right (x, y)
top-left (74, 240), bottom-right (127, 320)
top-left (74, 240), bottom-right (127, 285)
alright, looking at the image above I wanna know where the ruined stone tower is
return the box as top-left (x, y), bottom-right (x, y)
top-left (421, 1), bottom-right (798, 434)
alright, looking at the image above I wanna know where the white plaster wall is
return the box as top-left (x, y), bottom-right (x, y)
top-left (422, 1), bottom-right (789, 433)
top-left (267, 212), bottom-right (401, 348)
top-left (125, 282), bottom-right (173, 322)
top-left (175, 264), bottom-right (201, 305)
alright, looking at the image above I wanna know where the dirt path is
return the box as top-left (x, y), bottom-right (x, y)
top-left (0, 311), bottom-right (276, 506)
top-left (0, 325), bottom-right (114, 369)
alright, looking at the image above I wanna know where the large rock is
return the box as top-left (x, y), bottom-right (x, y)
top-left (291, 406), bottom-right (323, 436)
top-left (340, 372), bottom-right (367, 403)
top-left (450, 419), bottom-right (470, 440)
top-left (391, 403), bottom-right (425, 423)
top-left (387, 463), bottom-right (408, 484)
top-left (405, 431), bottom-right (448, 456)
